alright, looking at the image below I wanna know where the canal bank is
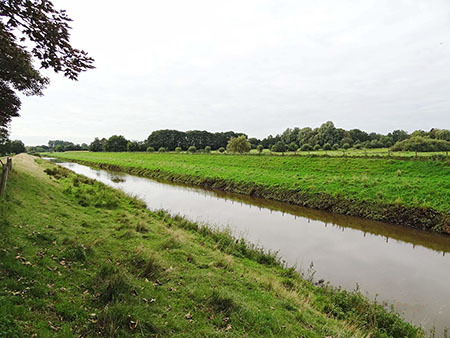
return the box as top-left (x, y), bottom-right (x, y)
top-left (47, 157), bottom-right (450, 333)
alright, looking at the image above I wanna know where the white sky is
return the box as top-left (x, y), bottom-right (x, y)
top-left (10, 0), bottom-right (450, 145)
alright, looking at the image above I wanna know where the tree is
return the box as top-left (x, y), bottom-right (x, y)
top-left (9, 139), bottom-right (25, 154)
top-left (271, 141), bottom-right (287, 153)
top-left (0, 0), bottom-right (94, 138)
top-left (226, 135), bottom-right (251, 154)
top-left (89, 138), bottom-right (105, 152)
top-left (288, 142), bottom-right (298, 152)
top-left (127, 141), bottom-right (140, 152)
top-left (256, 144), bottom-right (264, 154)
top-left (54, 144), bottom-right (64, 152)
top-left (104, 135), bottom-right (128, 152)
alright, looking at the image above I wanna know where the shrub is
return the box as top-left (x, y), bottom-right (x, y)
top-left (272, 141), bottom-right (287, 153)
top-left (188, 146), bottom-right (196, 153)
top-left (323, 143), bottom-right (331, 151)
top-left (300, 144), bottom-right (312, 152)
top-left (256, 144), bottom-right (264, 154)
top-left (288, 142), bottom-right (298, 152)
top-left (342, 143), bottom-right (351, 150)
top-left (226, 135), bottom-right (251, 153)
top-left (218, 147), bottom-right (225, 153)
top-left (158, 147), bottom-right (166, 153)
top-left (332, 144), bottom-right (339, 150)
top-left (204, 146), bottom-right (211, 153)
top-left (313, 144), bottom-right (321, 151)
top-left (175, 147), bottom-right (182, 153)
top-left (146, 147), bottom-right (155, 153)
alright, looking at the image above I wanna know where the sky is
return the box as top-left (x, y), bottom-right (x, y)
top-left (10, 0), bottom-right (450, 145)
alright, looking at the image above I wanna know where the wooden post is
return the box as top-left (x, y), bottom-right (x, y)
top-left (0, 163), bottom-right (8, 197)
top-left (7, 157), bottom-right (12, 171)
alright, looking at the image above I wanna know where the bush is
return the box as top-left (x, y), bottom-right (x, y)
top-left (342, 143), bottom-right (351, 150)
top-left (313, 144), bottom-right (321, 151)
top-left (146, 147), bottom-right (155, 153)
top-left (227, 135), bottom-right (251, 153)
top-left (323, 143), bottom-right (331, 151)
top-left (204, 146), bottom-right (211, 153)
top-left (392, 136), bottom-right (450, 155)
top-left (300, 144), bottom-right (312, 152)
top-left (175, 147), bottom-right (182, 153)
top-left (256, 144), bottom-right (264, 154)
top-left (218, 147), bottom-right (225, 153)
top-left (288, 142), bottom-right (298, 152)
top-left (332, 144), bottom-right (339, 150)
top-left (188, 146), bottom-right (196, 153)
top-left (158, 147), bottom-right (166, 153)
top-left (272, 141), bottom-right (287, 153)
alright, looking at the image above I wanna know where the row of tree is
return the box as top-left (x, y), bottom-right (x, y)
top-left (0, 139), bottom-right (26, 156)
top-left (23, 122), bottom-right (450, 155)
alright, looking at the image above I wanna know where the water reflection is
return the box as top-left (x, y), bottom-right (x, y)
top-left (45, 158), bottom-right (450, 333)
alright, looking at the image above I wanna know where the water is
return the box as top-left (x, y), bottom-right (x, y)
top-left (47, 159), bottom-right (450, 333)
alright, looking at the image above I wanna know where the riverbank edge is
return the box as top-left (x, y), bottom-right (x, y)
top-left (1, 154), bottom-right (423, 336)
top-left (49, 156), bottom-right (450, 234)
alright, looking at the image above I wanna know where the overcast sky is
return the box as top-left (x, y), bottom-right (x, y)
top-left (10, 0), bottom-right (450, 145)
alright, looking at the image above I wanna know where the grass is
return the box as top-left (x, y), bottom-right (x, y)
top-left (0, 154), bottom-right (422, 337)
top-left (45, 151), bottom-right (450, 232)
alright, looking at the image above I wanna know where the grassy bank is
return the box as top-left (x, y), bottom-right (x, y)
top-left (46, 152), bottom-right (450, 233)
top-left (0, 154), bottom-right (421, 337)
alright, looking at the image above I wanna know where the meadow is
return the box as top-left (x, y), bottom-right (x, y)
top-left (47, 151), bottom-right (450, 232)
top-left (0, 154), bottom-right (422, 337)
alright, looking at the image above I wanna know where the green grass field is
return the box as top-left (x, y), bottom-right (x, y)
top-left (0, 154), bottom-right (421, 337)
top-left (47, 151), bottom-right (450, 226)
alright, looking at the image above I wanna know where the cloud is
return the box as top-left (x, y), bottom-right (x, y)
top-left (10, 0), bottom-right (450, 145)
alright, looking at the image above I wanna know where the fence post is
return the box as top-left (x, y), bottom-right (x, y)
top-left (7, 157), bottom-right (12, 171)
top-left (0, 161), bottom-right (8, 197)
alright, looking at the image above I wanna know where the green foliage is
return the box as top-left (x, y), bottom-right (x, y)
top-left (218, 147), bottom-right (225, 153)
top-left (89, 138), bottom-right (105, 152)
top-left (256, 144), bottom-right (264, 154)
top-left (392, 136), bottom-right (450, 154)
top-left (204, 146), bottom-right (211, 153)
top-left (323, 143), bottom-right (331, 151)
top-left (104, 135), bottom-right (128, 152)
top-left (188, 145), bottom-right (196, 153)
top-left (158, 147), bottom-right (166, 153)
top-left (288, 142), bottom-right (299, 152)
top-left (146, 146), bottom-right (155, 153)
top-left (226, 135), bottom-right (251, 153)
top-left (0, 0), bottom-right (94, 136)
top-left (300, 144), bottom-right (312, 151)
top-left (175, 146), bottom-right (182, 153)
top-left (332, 144), bottom-right (339, 150)
top-left (313, 144), bottom-right (321, 151)
top-left (342, 143), bottom-right (351, 150)
top-left (272, 141), bottom-right (287, 153)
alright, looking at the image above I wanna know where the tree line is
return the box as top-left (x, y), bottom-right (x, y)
top-left (23, 122), bottom-right (450, 154)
